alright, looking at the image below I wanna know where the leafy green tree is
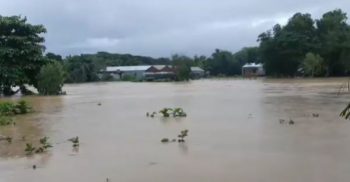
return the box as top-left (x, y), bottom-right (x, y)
top-left (172, 54), bottom-right (192, 81)
top-left (0, 16), bottom-right (47, 95)
top-left (64, 56), bottom-right (99, 83)
top-left (302, 53), bottom-right (325, 77)
top-left (207, 49), bottom-right (240, 76)
top-left (258, 13), bottom-right (317, 76)
top-left (37, 61), bottom-right (65, 95)
top-left (46, 52), bottom-right (62, 62)
top-left (316, 9), bottom-right (350, 76)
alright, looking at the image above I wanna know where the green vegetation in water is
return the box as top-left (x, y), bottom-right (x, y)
top-left (0, 100), bottom-right (31, 127)
top-left (25, 143), bottom-right (36, 155)
top-left (148, 108), bottom-right (187, 118)
top-left (39, 137), bottom-right (53, 149)
top-left (68, 136), bottom-right (80, 147)
top-left (161, 130), bottom-right (189, 144)
top-left (0, 116), bottom-right (13, 126)
top-left (172, 108), bottom-right (187, 117)
top-left (159, 108), bottom-right (172, 117)
top-left (24, 137), bottom-right (53, 155)
top-left (178, 129), bottom-right (189, 143)
top-left (0, 100), bottom-right (32, 116)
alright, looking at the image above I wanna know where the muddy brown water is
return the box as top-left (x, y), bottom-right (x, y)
top-left (1, 78), bottom-right (350, 182)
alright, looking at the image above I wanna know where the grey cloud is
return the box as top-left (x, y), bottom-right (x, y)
top-left (0, 0), bottom-right (349, 57)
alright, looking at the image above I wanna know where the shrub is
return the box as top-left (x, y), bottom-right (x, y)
top-left (37, 61), bottom-right (66, 95)
top-left (0, 100), bottom-right (31, 116)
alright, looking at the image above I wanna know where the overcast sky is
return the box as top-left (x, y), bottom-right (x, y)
top-left (1, 0), bottom-right (349, 58)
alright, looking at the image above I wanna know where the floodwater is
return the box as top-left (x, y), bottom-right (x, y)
top-left (1, 78), bottom-right (350, 182)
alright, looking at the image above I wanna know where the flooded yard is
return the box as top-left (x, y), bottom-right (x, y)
top-left (1, 78), bottom-right (350, 182)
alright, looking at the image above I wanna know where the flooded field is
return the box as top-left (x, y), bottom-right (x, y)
top-left (1, 78), bottom-right (350, 182)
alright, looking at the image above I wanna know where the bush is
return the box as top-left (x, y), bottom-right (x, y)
top-left (37, 61), bottom-right (65, 95)
top-left (0, 100), bottom-right (31, 116)
top-left (0, 116), bottom-right (12, 126)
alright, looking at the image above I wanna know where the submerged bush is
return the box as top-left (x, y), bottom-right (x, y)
top-left (37, 61), bottom-right (66, 95)
top-left (0, 100), bottom-right (31, 116)
top-left (157, 107), bottom-right (187, 118)
top-left (0, 116), bottom-right (13, 126)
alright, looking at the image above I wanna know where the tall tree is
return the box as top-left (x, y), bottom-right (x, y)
top-left (259, 13), bottom-right (317, 76)
top-left (316, 9), bottom-right (350, 76)
top-left (0, 16), bottom-right (46, 95)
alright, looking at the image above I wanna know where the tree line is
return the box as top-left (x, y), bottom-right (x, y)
top-left (259, 9), bottom-right (350, 77)
top-left (49, 47), bottom-right (259, 83)
top-left (1, 9), bottom-right (350, 96)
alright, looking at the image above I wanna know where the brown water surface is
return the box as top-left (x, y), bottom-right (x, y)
top-left (1, 78), bottom-right (350, 182)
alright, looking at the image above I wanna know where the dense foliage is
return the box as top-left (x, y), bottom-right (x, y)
top-left (0, 16), bottom-right (47, 95)
top-left (0, 100), bottom-right (31, 116)
top-left (258, 9), bottom-right (350, 77)
top-left (37, 61), bottom-right (66, 95)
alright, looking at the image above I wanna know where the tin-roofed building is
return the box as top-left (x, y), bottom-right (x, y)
top-left (242, 63), bottom-right (265, 77)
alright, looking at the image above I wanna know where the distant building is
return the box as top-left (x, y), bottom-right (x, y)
top-left (102, 66), bottom-right (151, 80)
top-left (242, 63), bottom-right (265, 77)
top-left (144, 65), bottom-right (175, 81)
top-left (100, 65), bottom-right (207, 81)
top-left (190, 67), bottom-right (206, 79)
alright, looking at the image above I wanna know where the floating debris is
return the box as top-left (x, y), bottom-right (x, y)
top-left (161, 138), bottom-right (169, 143)
top-left (5, 137), bottom-right (12, 144)
top-left (279, 119), bottom-right (285, 124)
top-left (312, 113), bottom-right (319, 117)
top-left (289, 120), bottom-right (295, 125)
top-left (32, 165), bottom-right (36, 170)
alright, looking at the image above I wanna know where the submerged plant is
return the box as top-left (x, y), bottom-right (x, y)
top-left (25, 143), bottom-right (36, 155)
top-left (16, 100), bottom-right (31, 114)
top-left (173, 108), bottom-right (187, 117)
top-left (159, 108), bottom-right (173, 117)
top-left (0, 100), bottom-right (31, 116)
top-left (178, 129), bottom-right (189, 142)
top-left (0, 102), bottom-right (16, 116)
top-left (35, 147), bottom-right (45, 154)
top-left (68, 136), bottom-right (79, 147)
top-left (0, 116), bottom-right (13, 126)
top-left (39, 137), bottom-right (52, 149)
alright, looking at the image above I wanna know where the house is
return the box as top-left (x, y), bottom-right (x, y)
top-left (144, 65), bottom-right (175, 81)
top-left (242, 63), bottom-right (265, 77)
top-left (102, 66), bottom-right (151, 80)
top-left (100, 65), bottom-right (207, 81)
top-left (190, 67), bottom-right (206, 79)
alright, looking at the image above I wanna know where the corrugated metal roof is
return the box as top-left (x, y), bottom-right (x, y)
top-left (106, 66), bottom-right (151, 72)
top-left (191, 67), bottom-right (204, 72)
top-left (242, 63), bottom-right (263, 68)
